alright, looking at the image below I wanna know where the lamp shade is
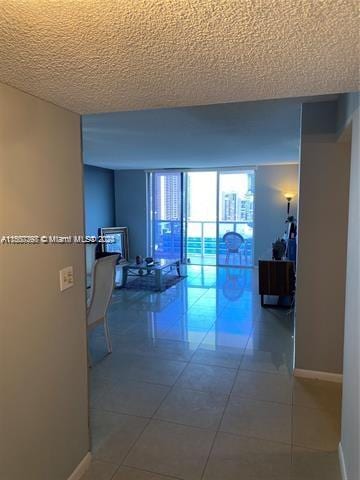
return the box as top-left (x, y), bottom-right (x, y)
top-left (283, 192), bottom-right (295, 201)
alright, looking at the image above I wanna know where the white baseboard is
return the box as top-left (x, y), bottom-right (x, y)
top-left (67, 452), bottom-right (91, 480)
top-left (338, 443), bottom-right (348, 480)
top-left (293, 368), bottom-right (343, 383)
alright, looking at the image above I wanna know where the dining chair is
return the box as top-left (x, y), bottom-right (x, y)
top-left (85, 242), bottom-right (97, 289)
top-left (223, 231), bottom-right (245, 265)
top-left (87, 254), bottom-right (119, 362)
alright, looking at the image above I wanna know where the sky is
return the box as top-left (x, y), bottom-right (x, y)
top-left (188, 171), bottom-right (251, 221)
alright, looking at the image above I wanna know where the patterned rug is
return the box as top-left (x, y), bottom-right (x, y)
top-left (121, 274), bottom-right (186, 291)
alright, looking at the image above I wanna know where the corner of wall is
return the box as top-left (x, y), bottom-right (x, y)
top-left (338, 443), bottom-right (348, 480)
top-left (67, 453), bottom-right (92, 480)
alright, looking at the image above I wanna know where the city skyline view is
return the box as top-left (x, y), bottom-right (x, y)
top-left (152, 170), bottom-right (255, 265)
top-left (154, 171), bottom-right (254, 222)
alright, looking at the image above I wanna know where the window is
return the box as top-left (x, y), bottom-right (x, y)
top-left (147, 169), bottom-right (255, 266)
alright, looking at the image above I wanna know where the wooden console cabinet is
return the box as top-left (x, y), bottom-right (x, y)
top-left (258, 260), bottom-right (295, 308)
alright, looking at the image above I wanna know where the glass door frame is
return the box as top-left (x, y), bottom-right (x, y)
top-left (146, 170), bottom-right (187, 262)
top-left (216, 169), bottom-right (255, 268)
top-left (184, 170), bottom-right (218, 266)
top-left (216, 171), bottom-right (220, 266)
top-left (147, 167), bottom-right (256, 267)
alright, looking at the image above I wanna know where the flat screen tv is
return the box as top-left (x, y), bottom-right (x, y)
top-left (98, 226), bottom-right (129, 261)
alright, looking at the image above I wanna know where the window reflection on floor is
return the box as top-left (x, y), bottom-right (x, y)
top-left (84, 266), bottom-right (342, 480)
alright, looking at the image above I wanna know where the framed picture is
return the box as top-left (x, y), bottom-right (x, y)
top-left (99, 226), bottom-right (129, 261)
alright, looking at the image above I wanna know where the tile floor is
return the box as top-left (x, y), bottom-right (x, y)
top-left (82, 266), bottom-right (342, 480)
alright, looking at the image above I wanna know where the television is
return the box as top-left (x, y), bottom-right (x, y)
top-left (98, 226), bottom-right (129, 261)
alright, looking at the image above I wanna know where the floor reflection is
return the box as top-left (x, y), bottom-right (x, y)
top-left (91, 265), bottom-right (293, 364)
top-left (85, 266), bottom-right (341, 480)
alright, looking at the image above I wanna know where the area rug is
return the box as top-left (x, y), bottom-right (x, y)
top-left (122, 274), bottom-right (186, 291)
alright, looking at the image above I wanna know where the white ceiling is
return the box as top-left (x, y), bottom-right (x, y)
top-left (0, 1), bottom-right (358, 114)
top-left (83, 98), bottom-right (303, 169)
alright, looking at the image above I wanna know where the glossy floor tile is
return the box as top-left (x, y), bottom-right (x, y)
top-left (203, 432), bottom-right (291, 480)
top-left (220, 396), bottom-right (292, 444)
top-left (290, 446), bottom-right (342, 480)
top-left (292, 404), bottom-right (341, 451)
top-left (91, 410), bottom-right (149, 465)
top-left (201, 327), bottom-right (250, 349)
top-left (124, 419), bottom-right (215, 479)
top-left (95, 352), bottom-right (187, 386)
top-left (91, 377), bottom-right (170, 417)
top-left (190, 343), bottom-right (244, 368)
top-left (79, 460), bottom-right (118, 480)
top-left (175, 363), bottom-right (237, 395)
top-left (84, 266), bottom-right (342, 480)
top-left (240, 348), bottom-right (293, 376)
top-left (232, 369), bottom-right (293, 404)
top-left (113, 466), bottom-right (175, 479)
top-left (154, 387), bottom-right (228, 429)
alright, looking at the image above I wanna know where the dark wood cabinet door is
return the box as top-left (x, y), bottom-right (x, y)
top-left (258, 260), bottom-right (295, 296)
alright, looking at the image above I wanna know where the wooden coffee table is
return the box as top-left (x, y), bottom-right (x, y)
top-left (121, 259), bottom-right (181, 291)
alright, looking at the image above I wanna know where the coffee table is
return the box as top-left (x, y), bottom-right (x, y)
top-left (121, 259), bottom-right (181, 291)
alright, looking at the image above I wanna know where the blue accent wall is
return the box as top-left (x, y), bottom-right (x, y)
top-left (302, 101), bottom-right (338, 135)
top-left (255, 164), bottom-right (299, 261)
top-left (114, 170), bottom-right (147, 258)
top-left (83, 165), bottom-right (115, 236)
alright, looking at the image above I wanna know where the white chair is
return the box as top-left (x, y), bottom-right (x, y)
top-left (87, 254), bottom-right (119, 361)
top-left (85, 243), bottom-right (97, 289)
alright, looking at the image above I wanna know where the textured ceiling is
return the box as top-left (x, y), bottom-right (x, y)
top-left (82, 98), bottom-right (302, 169)
top-left (0, 1), bottom-right (358, 114)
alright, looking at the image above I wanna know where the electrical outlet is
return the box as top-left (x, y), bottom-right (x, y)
top-left (59, 266), bottom-right (74, 291)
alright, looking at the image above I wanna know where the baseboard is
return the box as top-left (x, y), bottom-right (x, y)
top-left (293, 368), bottom-right (343, 383)
top-left (67, 452), bottom-right (91, 480)
top-left (338, 443), bottom-right (348, 480)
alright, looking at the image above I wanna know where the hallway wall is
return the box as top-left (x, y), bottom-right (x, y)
top-left (295, 102), bottom-right (351, 375)
top-left (0, 83), bottom-right (89, 480)
top-left (339, 93), bottom-right (360, 480)
top-left (83, 164), bottom-right (115, 236)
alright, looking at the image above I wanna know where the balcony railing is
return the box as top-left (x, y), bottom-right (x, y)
top-left (153, 220), bottom-right (253, 266)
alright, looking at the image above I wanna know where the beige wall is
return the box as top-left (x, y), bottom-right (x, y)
top-left (295, 139), bottom-right (350, 374)
top-left (0, 84), bottom-right (89, 479)
top-left (340, 93), bottom-right (360, 480)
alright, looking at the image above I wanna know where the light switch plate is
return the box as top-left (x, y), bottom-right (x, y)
top-left (59, 266), bottom-right (74, 291)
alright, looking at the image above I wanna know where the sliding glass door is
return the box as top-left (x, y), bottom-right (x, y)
top-left (186, 171), bottom-right (217, 265)
top-left (148, 169), bottom-right (255, 266)
top-left (148, 172), bottom-right (183, 260)
top-left (218, 171), bottom-right (254, 266)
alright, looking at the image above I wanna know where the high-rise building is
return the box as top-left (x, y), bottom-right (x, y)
top-left (238, 191), bottom-right (254, 222)
top-left (155, 174), bottom-right (181, 220)
top-left (247, 172), bottom-right (255, 194)
top-left (222, 192), bottom-right (237, 221)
